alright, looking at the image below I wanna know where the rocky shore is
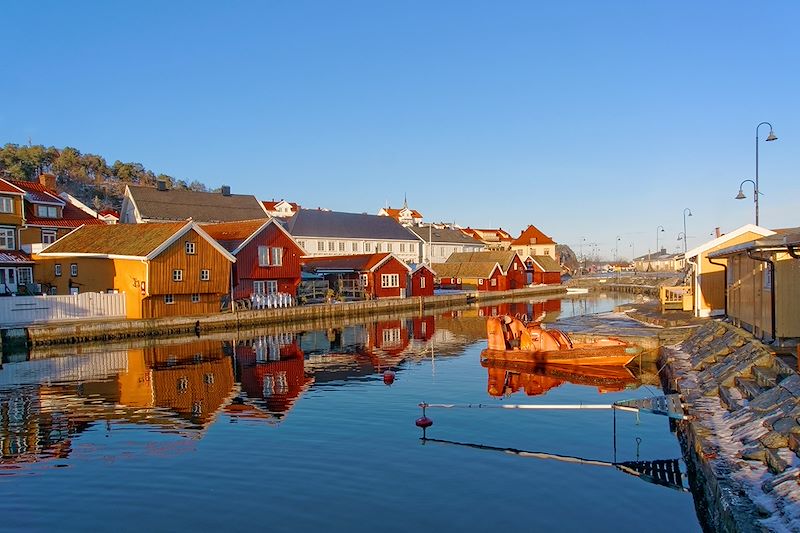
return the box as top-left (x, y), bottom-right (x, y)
top-left (662, 321), bottom-right (800, 532)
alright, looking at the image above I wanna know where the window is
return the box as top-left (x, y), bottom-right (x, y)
top-left (42, 230), bottom-right (57, 244)
top-left (514, 263), bottom-right (517, 270)
top-left (0, 197), bottom-right (12, 213)
top-left (164, 294), bottom-right (175, 304)
top-left (400, 243), bottom-right (405, 252)
top-left (70, 263), bottom-right (78, 276)
top-left (544, 249), bottom-right (550, 256)
top-left (491, 278), bottom-right (497, 287)
top-left (253, 280), bottom-right (266, 294)
top-left (185, 241), bottom-right (196, 255)
top-left (0, 228), bottom-right (15, 250)
top-left (317, 241), bottom-right (325, 251)
top-left (381, 273), bottom-right (399, 288)
top-left (200, 269), bottom-right (210, 281)
top-left (266, 280), bottom-right (278, 294)
top-left (376, 243), bottom-right (382, 252)
top-left (328, 241), bottom-right (335, 251)
top-left (364, 242), bottom-right (372, 252)
top-left (387, 243), bottom-right (393, 252)
top-left (298, 240), bottom-right (305, 250)
top-left (352, 242), bottom-right (359, 252)
top-left (17, 267), bottom-right (32, 286)
top-left (258, 245), bottom-right (269, 266)
top-left (479, 279), bottom-right (484, 285)
top-left (270, 247), bottom-right (283, 266)
top-left (339, 242), bottom-right (345, 252)
top-left (420, 276), bottom-right (426, 289)
top-left (173, 269), bottom-right (183, 282)
top-left (55, 264), bottom-right (62, 277)
top-left (36, 205), bottom-right (58, 218)
top-left (360, 273), bottom-right (368, 287)
top-left (191, 293), bottom-right (200, 303)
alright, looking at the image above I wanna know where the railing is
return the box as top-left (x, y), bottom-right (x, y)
top-left (249, 292), bottom-right (295, 310)
top-left (660, 285), bottom-right (692, 313)
top-left (0, 292), bottom-right (127, 327)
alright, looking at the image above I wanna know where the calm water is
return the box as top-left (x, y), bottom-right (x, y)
top-left (0, 294), bottom-right (701, 532)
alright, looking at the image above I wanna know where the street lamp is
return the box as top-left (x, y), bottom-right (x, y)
top-left (682, 208), bottom-right (692, 255)
top-left (614, 236), bottom-right (621, 263)
top-left (656, 225), bottom-right (665, 254)
top-left (752, 122), bottom-right (777, 226)
top-left (735, 179), bottom-right (758, 224)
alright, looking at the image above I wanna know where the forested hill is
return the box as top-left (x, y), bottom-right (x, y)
top-left (0, 143), bottom-right (214, 211)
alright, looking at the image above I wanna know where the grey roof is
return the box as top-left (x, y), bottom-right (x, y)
top-left (408, 225), bottom-right (484, 246)
top-left (127, 185), bottom-right (267, 223)
top-left (284, 209), bottom-right (422, 241)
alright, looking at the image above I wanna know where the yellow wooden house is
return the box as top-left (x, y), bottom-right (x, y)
top-left (684, 224), bottom-right (775, 318)
top-left (707, 229), bottom-right (800, 343)
top-left (34, 221), bottom-right (235, 319)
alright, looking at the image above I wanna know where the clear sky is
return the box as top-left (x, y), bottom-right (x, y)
top-left (2, 1), bottom-right (798, 260)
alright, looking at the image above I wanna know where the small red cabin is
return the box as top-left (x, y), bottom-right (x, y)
top-left (302, 253), bottom-right (411, 299)
top-left (409, 264), bottom-right (435, 297)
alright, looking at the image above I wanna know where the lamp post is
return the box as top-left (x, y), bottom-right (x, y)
top-left (682, 208), bottom-right (692, 255)
top-left (753, 122), bottom-right (778, 226)
top-left (735, 179), bottom-right (758, 224)
top-left (656, 225), bottom-right (665, 254)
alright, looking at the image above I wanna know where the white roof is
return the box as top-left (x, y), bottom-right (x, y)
top-left (685, 224), bottom-right (775, 259)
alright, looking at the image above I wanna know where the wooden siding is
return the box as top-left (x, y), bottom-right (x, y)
top-left (775, 253), bottom-right (800, 338)
top-left (233, 223), bottom-right (303, 298)
top-left (369, 258), bottom-right (409, 298)
top-left (149, 228), bottom-right (231, 296)
top-left (409, 268), bottom-right (434, 297)
top-left (0, 196), bottom-right (23, 228)
top-left (142, 293), bottom-right (222, 319)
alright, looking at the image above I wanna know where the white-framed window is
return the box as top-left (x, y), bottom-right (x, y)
top-left (456, 278), bottom-right (461, 284)
top-left (365, 242), bottom-right (372, 252)
top-left (420, 276), bottom-right (426, 289)
top-left (185, 241), bottom-right (196, 255)
top-left (514, 263), bottom-right (518, 270)
top-left (387, 243), bottom-right (393, 252)
top-left (200, 269), bottom-right (210, 281)
top-left (266, 280), bottom-right (278, 294)
top-left (258, 245), bottom-right (269, 266)
top-left (173, 269), bottom-right (183, 282)
top-left (191, 293), bottom-right (200, 303)
top-left (317, 241), bottom-right (325, 251)
top-left (0, 197), bottom-right (13, 213)
top-left (339, 242), bottom-right (345, 252)
top-left (382, 327), bottom-right (402, 346)
top-left (352, 242), bottom-right (359, 252)
top-left (42, 230), bottom-right (57, 244)
top-left (0, 227), bottom-right (15, 250)
top-left (253, 280), bottom-right (266, 294)
top-left (17, 267), bottom-right (33, 286)
top-left (36, 205), bottom-right (58, 218)
top-left (164, 294), bottom-right (175, 304)
top-left (271, 247), bottom-right (283, 266)
top-left (376, 243), bottom-right (382, 252)
top-left (491, 278), bottom-right (497, 287)
top-left (479, 279), bottom-right (484, 285)
top-left (400, 243), bottom-right (405, 252)
top-left (298, 240), bottom-right (305, 250)
top-left (381, 273), bottom-right (399, 288)
top-left (544, 249), bottom-right (550, 256)
top-left (328, 241), bottom-right (335, 251)
top-left (360, 273), bottom-right (368, 288)
top-left (70, 263), bottom-right (78, 276)
top-left (55, 264), bottom-right (62, 277)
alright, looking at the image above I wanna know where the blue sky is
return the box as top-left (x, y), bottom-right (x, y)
top-left (2, 1), bottom-right (798, 260)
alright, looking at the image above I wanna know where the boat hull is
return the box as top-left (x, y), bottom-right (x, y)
top-left (481, 344), bottom-right (640, 366)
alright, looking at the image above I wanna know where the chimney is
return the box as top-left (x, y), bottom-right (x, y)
top-left (39, 173), bottom-right (57, 191)
top-left (221, 185), bottom-right (231, 196)
top-left (715, 227), bottom-right (721, 238)
top-left (157, 180), bottom-right (167, 191)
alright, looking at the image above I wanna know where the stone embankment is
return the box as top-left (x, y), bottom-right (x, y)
top-left (662, 321), bottom-right (800, 532)
top-left (21, 285), bottom-right (566, 347)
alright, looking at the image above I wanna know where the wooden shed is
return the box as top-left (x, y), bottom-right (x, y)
top-left (409, 264), bottom-right (435, 297)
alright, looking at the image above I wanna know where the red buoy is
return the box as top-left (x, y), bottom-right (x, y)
top-left (383, 370), bottom-right (395, 385)
top-left (415, 416), bottom-right (433, 429)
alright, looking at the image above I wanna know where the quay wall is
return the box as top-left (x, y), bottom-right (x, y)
top-left (660, 321), bottom-right (800, 532)
top-left (24, 285), bottom-right (566, 347)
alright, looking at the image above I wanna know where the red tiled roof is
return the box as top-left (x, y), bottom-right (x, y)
top-left (0, 179), bottom-right (25, 195)
top-left (382, 207), bottom-right (423, 219)
top-left (511, 225), bottom-right (556, 246)
top-left (202, 219), bottom-right (271, 252)
top-left (99, 209), bottom-right (120, 217)
top-left (302, 253), bottom-right (393, 273)
top-left (262, 200), bottom-right (300, 211)
top-left (9, 179), bottom-right (64, 204)
top-left (461, 227), bottom-right (514, 242)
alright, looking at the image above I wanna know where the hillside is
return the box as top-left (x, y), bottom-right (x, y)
top-left (0, 143), bottom-right (215, 211)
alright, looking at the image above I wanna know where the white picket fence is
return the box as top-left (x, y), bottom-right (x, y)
top-left (0, 292), bottom-right (127, 327)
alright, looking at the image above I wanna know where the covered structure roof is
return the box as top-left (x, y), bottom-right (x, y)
top-left (285, 209), bottom-right (421, 241)
top-left (125, 185), bottom-right (268, 223)
top-left (511, 225), bottom-right (556, 246)
top-left (446, 250), bottom-right (519, 273)
top-left (302, 253), bottom-right (409, 274)
top-left (432, 261), bottom-right (502, 279)
top-left (408, 225), bottom-right (483, 245)
top-left (528, 255), bottom-right (561, 272)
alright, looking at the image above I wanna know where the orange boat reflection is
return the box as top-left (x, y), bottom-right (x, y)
top-left (482, 358), bottom-right (638, 398)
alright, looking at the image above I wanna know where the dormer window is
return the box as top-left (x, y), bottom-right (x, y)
top-left (36, 205), bottom-right (58, 218)
top-left (0, 197), bottom-right (13, 213)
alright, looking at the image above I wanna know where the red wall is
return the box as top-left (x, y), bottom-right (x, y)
top-left (533, 271), bottom-right (561, 285)
top-left (409, 268), bottom-right (434, 296)
top-left (234, 224), bottom-right (303, 298)
top-left (506, 256), bottom-right (528, 289)
top-left (368, 257), bottom-right (409, 298)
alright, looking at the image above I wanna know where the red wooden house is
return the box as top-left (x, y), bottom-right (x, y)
top-left (409, 264), bottom-right (435, 296)
top-left (302, 253), bottom-right (411, 299)
top-left (444, 251), bottom-right (527, 290)
top-left (202, 218), bottom-right (305, 299)
top-left (431, 261), bottom-right (504, 291)
top-left (527, 255), bottom-right (562, 285)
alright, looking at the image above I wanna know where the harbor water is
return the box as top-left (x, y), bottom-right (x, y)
top-left (0, 294), bottom-right (701, 532)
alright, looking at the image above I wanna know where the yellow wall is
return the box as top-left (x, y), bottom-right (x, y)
top-left (20, 226), bottom-right (75, 246)
top-left (697, 231), bottom-right (768, 316)
top-left (775, 253), bottom-right (800, 338)
top-left (117, 349), bottom-right (154, 407)
top-left (0, 195), bottom-right (24, 227)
